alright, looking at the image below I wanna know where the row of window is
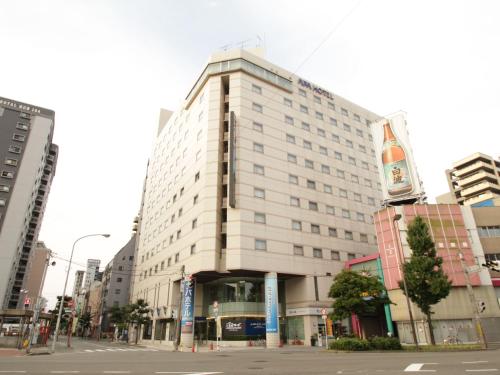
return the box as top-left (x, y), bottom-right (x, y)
top-left (250, 82), bottom-right (371, 127)
top-left (254, 239), bottom-right (362, 260)
top-left (478, 226), bottom-right (500, 238)
top-left (140, 243), bottom-right (197, 280)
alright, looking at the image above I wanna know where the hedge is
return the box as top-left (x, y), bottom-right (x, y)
top-left (329, 337), bottom-right (402, 351)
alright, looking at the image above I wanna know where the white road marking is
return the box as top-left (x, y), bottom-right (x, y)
top-left (106, 349), bottom-right (116, 351)
top-left (404, 363), bottom-right (437, 372)
top-left (102, 372), bottom-right (131, 374)
top-left (50, 372), bottom-right (80, 374)
top-left (155, 373), bottom-right (223, 375)
top-left (0, 372), bottom-right (27, 373)
top-left (95, 349), bottom-right (106, 352)
top-left (465, 370), bottom-right (498, 372)
top-left (464, 362), bottom-right (490, 364)
top-left (84, 350), bottom-right (94, 352)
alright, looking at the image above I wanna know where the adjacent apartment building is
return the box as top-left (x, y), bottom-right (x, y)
top-left (83, 259), bottom-right (101, 292)
top-left (130, 49), bottom-right (384, 347)
top-left (0, 97), bottom-right (58, 309)
top-left (441, 152), bottom-right (500, 207)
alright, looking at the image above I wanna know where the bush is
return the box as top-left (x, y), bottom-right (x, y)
top-left (329, 338), bottom-right (371, 351)
top-left (368, 336), bottom-right (402, 350)
top-left (329, 337), bottom-right (402, 351)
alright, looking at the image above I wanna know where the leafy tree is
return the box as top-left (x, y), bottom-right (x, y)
top-left (398, 215), bottom-right (452, 345)
top-left (126, 299), bottom-right (150, 344)
top-left (48, 295), bottom-right (73, 333)
top-left (110, 305), bottom-right (130, 331)
top-left (77, 312), bottom-right (93, 337)
top-left (328, 269), bottom-right (392, 334)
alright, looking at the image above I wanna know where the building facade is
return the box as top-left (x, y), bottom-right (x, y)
top-left (83, 259), bottom-right (101, 292)
top-left (72, 270), bottom-right (85, 299)
top-left (443, 152), bottom-right (500, 207)
top-left (23, 241), bottom-right (51, 309)
top-left (130, 49), bottom-right (385, 347)
top-left (0, 97), bottom-right (58, 309)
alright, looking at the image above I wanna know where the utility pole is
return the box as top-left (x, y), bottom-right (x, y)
top-left (174, 265), bottom-right (185, 351)
top-left (458, 252), bottom-right (487, 349)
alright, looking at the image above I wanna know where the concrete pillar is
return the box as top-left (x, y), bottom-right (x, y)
top-left (265, 272), bottom-right (280, 348)
top-left (180, 278), bottom-right (195, 349)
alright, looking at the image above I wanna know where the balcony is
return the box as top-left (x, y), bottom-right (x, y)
top-left (456, 170), bottom-right (498, 188)
top-left (461, 181), bottom-right (500, 198)
top-left (223, 132), bottom-right (229, 141)
top-left (453, 161), bottom-right (495, 178)
top-left (224, 113), bottom-right (229, 122)
top-left (463, 191), bottom-right (498, 206)
top-left (224, 94), bottom-right (229, 103)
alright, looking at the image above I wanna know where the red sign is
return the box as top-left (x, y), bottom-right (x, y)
top-left (24, 297), bottom-right (31, 306)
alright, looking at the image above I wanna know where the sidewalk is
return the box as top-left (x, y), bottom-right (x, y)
top-left (0, 348), bottom-right (25, 357)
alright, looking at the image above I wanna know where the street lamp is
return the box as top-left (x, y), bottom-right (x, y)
top-left (51, 233), bottom-right (110, 353)
top-left (392, 214), bottom-right (419, 349)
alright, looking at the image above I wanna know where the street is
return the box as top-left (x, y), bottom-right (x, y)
top-left (0, 338), bottom-right (499, 375)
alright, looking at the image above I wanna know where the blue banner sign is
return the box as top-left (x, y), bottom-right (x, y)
top-left (265, 274), bottom-right (278, 333)
top-left (181, 278), bottom-right (195, 334)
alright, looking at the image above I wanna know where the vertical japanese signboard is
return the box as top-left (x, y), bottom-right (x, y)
top-left (181, 277), bottom-right (195, 334)
top-left (265, 273), bottom-right (278, 333)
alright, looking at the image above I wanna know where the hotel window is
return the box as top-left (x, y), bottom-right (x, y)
top-left (254, 164), bottom-right (265, 175)
top-left (324, 184), bottom-right (332, 194)
top-left (364, 179), bottom-right (372, 187)
top-left (339, 188), bottom-right (348, 198)
top-left (255, 239), bottom-right (267, 251)
top-left (12, 134), bottom-right (25, 142)
top-left (192, 219), bottom-right (197, 228)
top-left (285, 115), bottom-right (294, 125)
top-left (171, 214), bottom-right (175, 223)
top-left (371, 148), bottom-right (375, 156)
top-left (353, 114), bottom-right (361, 122)
top-left (360, 233), bottom-right (368, 243)
top-left (314, 96), bottom-right (321, 104)
top-left (328, 227), bottom-right (338, 237)
top-left (354, 193), bottom-right (362, 202)
top-left (180, 187), bottom-right (184, 196)
top-left (343, 123), bottom-right (351, 132)
top-left (337, 170), bottom-right (345, 179)
top-left (1, 171), bottom-right (14, 179)
top-left (368, 134), bottom-right (373, 141)
top-left (368, 197), bottom-right (375, 206)
top-left (321, 165), bottom-right (330, 174)
top-left (303, 140), bottom-right (312, 150)
top-left (254, 187), bottom-right (265, 199)
top-left (347, 252), bottom-right (356, 260)
top-left (19, 112), bottom-right (30, 120)
top-left (284, 98), bottom-right (293, 107)
top-left (332, 134), bottom-right (340, 143)
top-left (319, 146), bottom-right (327, 155)
top-left (299, 89), bottom-right (307, 97)
top-left (300, 105), bottom-right (309, 114)
top-left (178, 208), bottom-right (183, 217)
top-left (191, 244), bottom-right (196, 255)
top-left (311, 224), bottom-right (320, 234)
top-left (286, 134), bottom-right (296, 144)
top-left (252, 84), bottom-right (262, 94)
top-left (309, 201), bottom-right (318, 211)
top-left (326, 205), bottom-right (335, 215)
top-left (168, 257), bottom-right (172, 267)
top-left (16, 122), bottom-right (29, 131)
top-left (8, 145), bottom-right (21, 154)
top-left (252, 103), bottom-right (263, 113)
top-left (253, 142), bottom-right (264, 153)
top-left (351, 175), bottom-right (359, 184)
top-left (0, 198), bottom-right (6, 207)
top-left (329, 117), bottom-right (338, 126)
top-left (328, 102), bottom-right (335, 110)
top-left (357, 212), bottom-right (365, 222)
top-left (359, 145), bottom-right (366, 153)
top-left (348, 156), bottom-right (356, 165)
top-left (175, 253), bottom-right (179, 263)
top-left (292, 220), bottom-right (302, 231)
top-left (315, 111), bottom-right (324, 121)
top-left (313, 248), bottom-right (323, 258)
top-left (289, 174), bottom-right (298, 185)
top-left (198, 111), bottom-right (204, 122)
top-left (195, 171), bottom-right (200, 182)
top-left (193, 194), bottom-right (199, 204)
top-left (160, 261), bottom-right (165, 271)
top-left (334, 152), bottom-right (342, 160)
top-left (317, 128), bottom-right (326, 137)
top-left (197, 130), bottom-right (202, 141)
top-left (254, 212), bottom-right (266, 224)
top-left (154, 265), bottom-right (158, 274)
top-left (253, 122), bottom-right (263, 132)
top-left (331, 250), bottom-right (340, 260)
top-left (176, 230), bottom-right (181, 239)
top-left (341, 108), bottom-right (348, 116)
top-left (345, 140), bottom-right (353, 148)
top-left (293, 245), bottom-right (304, 256)
top-left (290, 196), bottom-right (300, 207)
top-left (0, 184), bottom-right (10, 192)
top-left (305, 159), bottom-right (314, 169)
top-left (342, 209), bottom-right (351, 219)
top-left (4, 158), bottom-right (18, 167)
top-left (287, 153), bottom-right (297, 164)
top-left (196, 150), bottom-right (201, 160)
top-left (307, 180), bottom-right (316, 189)
top-left (362, 161), bottom-right (369, 170)
top-left (356, 128), bottom-right (363, 137)
top-left (301, 122), bottom-right (310, 132)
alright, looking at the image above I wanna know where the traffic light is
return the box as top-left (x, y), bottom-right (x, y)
top-left (478, 301), bottom-right (486, 313)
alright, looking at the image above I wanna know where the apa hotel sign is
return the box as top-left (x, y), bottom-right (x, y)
top-left (297, 79), bottom-right (334, 100)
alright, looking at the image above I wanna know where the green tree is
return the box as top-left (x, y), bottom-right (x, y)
top-left (77, 312), bottom-right (93, 337)
top-left (126, 299), bottom-right (150, 344)
top-left (328, 269), bottom-right (391, 335)
top-left (398, 215), bottom-right (452, 345)
top-left (110, 305), bottom-right (129, 332)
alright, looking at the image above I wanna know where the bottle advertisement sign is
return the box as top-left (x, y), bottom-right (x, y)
top-left (371, 111), bottom-right (423, 203)
top-left (180, 278), bottom-right (195, 334)
top-left (265, 274), bottom-right (278, 333)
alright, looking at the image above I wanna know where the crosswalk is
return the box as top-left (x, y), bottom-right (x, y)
top-left (82, 348), bottom-right (158, 353)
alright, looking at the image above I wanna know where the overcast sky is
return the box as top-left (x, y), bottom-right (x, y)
top-left (1, 0), bottom-right (498, 308)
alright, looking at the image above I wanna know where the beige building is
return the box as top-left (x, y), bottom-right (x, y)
top-left (442, 152), bottom-right (500, 206)
top-left (23, 241), bottom-right (51, 309)
top-left (130, 49), bottom-right (385, 348)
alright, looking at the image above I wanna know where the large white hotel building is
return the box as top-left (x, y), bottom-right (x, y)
top-left (130, 49), bottom-right (384, 347)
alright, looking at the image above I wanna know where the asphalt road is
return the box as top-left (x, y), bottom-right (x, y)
top-left (1, 338), bottom-right (499, 375)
